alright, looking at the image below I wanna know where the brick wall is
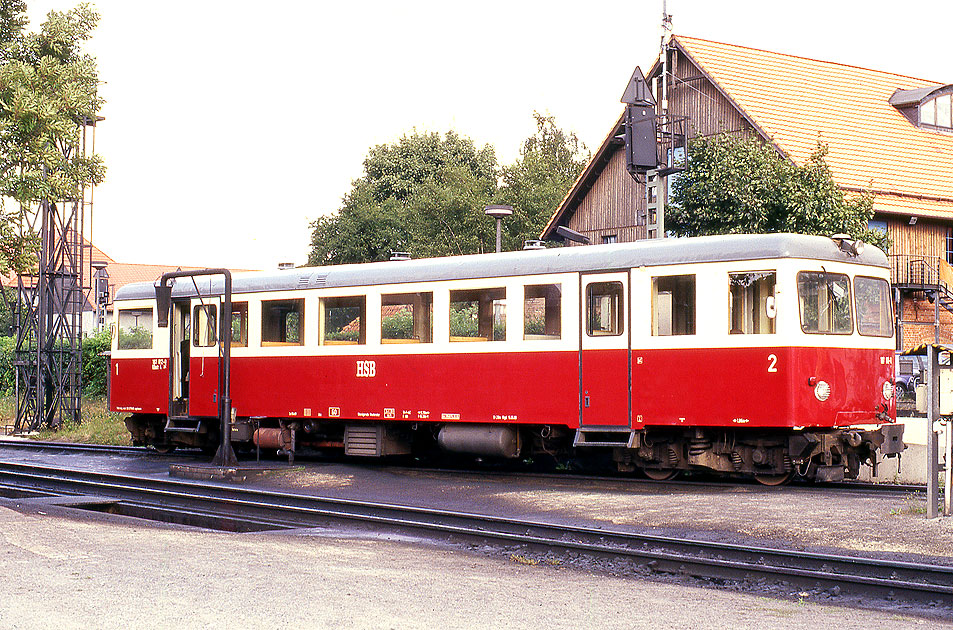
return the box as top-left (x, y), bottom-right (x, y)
top-left (899, 296), bottom-right (953, 349)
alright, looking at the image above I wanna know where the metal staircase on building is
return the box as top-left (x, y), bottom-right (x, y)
top-left (890, 255), bottom-right (953, 347)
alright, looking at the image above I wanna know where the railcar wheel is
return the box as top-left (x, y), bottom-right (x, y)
top-left (754, 470), bottom-right (795, 486)
top-left (643, 468), bottom-right (679, 481)
top-left (151, 444), bottom-right (176, 454)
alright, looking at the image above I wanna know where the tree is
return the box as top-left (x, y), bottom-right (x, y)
top-left (309, 130), bottom-right (497, 265)
top-left (309, 115), bottom-right (588, 265)
top-left (497, 112), bottom-right (588, 250)
top-left (0, 2), bottom-right (105, 274)
top-left (666, 133), bottom-right (887, 251)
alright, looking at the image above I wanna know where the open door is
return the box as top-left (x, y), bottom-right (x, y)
top-left (169, 300), bottom-right (190, 418)
top-left (580, 273), bottom-right (631, 428)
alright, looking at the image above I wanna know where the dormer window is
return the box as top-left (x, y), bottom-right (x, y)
top-left (920, 93), bottom-right (952, 129)
top-left (891, 85), bottom-right (953, 131)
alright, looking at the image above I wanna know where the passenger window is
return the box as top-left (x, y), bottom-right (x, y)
top-left (262, 298), bottom-right (305, 346)
top-left (524, 284), bottom-right (562, 340)
top-left (652, 275), bottom-right (695, 336)
top-left (729, 272), bottom-right (776, 334)
top-left (450, 288), bottom-right (505, 341)
top-left (854, 276), bottom-right (893, 337)
top-left (797, 272), bottom-right (852, 334)
top-left (587, 282), bottom-right (624, 336)
top-left (192, 304), bottom-right (217, 347)
top-left (321, 296), bottom-right (365, 345)
top-left (117, 308), bottom-right (154, 350)
top-left (382, 292), bottom-right (432, 343)
top-left (230, 302), bottom-right (248, 347)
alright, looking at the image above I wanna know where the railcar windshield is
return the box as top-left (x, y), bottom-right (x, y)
top-left (854, 276), bottom-right (894, 337)
top-left (797, 272), bottom-right (853, 335)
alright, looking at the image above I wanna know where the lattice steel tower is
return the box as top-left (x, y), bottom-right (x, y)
top-left (10, 119), bottom-right (99, 432)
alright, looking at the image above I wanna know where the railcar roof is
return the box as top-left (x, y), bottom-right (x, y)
top-left (114, 233), bottom-right (888, 301)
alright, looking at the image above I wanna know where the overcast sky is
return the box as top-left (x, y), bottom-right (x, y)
top-left (24, 1), bottom-right (953, 270)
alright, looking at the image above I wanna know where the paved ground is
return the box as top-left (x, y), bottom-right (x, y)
top-left (1, 446), bottom-right (951, 627)
top-left (0, 504), bottom-right (948, 630)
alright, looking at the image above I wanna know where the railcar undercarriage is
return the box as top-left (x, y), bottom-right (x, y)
top-left (124, 413), bottom-right (904, 485)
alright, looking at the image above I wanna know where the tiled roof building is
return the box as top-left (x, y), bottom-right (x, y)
top-left (542, 35), bottom-right (953, 349)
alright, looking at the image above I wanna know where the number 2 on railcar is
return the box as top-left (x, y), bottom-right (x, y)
top-left (111, 233), bottom-right (905, 484)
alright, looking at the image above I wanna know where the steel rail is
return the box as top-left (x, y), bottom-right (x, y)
top-left (0, 461), bottom-right (949, 610)
top-left (0, 441), bottom-right (925, 496)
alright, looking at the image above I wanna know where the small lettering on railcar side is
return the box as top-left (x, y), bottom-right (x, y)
top-left (356, 360), bottom-right (376, 377)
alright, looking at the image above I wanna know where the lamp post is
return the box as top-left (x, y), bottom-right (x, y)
top-left (484, 205), bottom-right (513, 253)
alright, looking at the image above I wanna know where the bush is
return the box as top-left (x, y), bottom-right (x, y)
top-left (0, 331), bottom-right (111, 397)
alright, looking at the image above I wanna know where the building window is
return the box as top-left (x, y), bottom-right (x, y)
top-left (601, 234), bottom-right (618, 244)
top-left (262, 298), bottom-right (305, 346)
top-left (921, 93), bottom-right (953, 130)
top-left (868, 219), bottom-right (887, 236)
top-left (947, 228), bottom-right (953, 265)
top-left (450, 288), bottom-right (505, 341)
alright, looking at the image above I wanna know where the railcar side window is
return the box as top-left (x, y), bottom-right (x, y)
top-left (652, 275), bottom-right (695, 336)
top-left (382, 292), bottom-right (432, 343)
top-left (450, 288), bottom-right (506, 342)
top-left (192, 304), bottom-right (217, 347)
top-left (321, 296), bottom-right (366, 345)
top-left (230, 302), bottom-right (248, 347)
top-left (524, 284), bottom-right (562, 340)
top-left (262, 298), bottom-right (305, 346)
top-left (117, 308), bottom-right (153, 350)
top-left (854, 276), bottom-right (893, 337)
top-left (587, 282), bottom-right (624, 336)
top-left (729, 272), bottom-right (776, 334)
top-left (797, 272), bottom-right (852, 334)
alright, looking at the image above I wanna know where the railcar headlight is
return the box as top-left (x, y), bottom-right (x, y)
top-left (814, 380), bottom-right (831, 402)
top-left (882, 381), bottom-right (895, 401)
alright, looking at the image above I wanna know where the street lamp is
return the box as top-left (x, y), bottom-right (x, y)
top-left (484, 205), bottom-right (513, 253)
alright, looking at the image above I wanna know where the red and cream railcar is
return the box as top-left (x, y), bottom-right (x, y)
top-left (111, 233), bottom-right (904, 483)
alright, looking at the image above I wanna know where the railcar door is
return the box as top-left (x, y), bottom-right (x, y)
top-left (169, 300), bottom-right (190, 417)
top-left (579, 272), bottom-right (631, 427)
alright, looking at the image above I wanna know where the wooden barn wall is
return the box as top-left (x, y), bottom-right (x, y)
top-left (567, 148), bottom-right (647, 243)
top-left (885, 216), bottom-right (945, 258)
top-left (669, 50), bottom-right (752, 139)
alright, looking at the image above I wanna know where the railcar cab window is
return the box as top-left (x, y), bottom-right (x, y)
top-left (262, 298), bottom-right (305, 346)
top-left (854, 276), bottom-right (893, 337)
top-left (382, 292), bottom-right (432, 343)
top-left (652, 275), bottom-right (695, 336)
top-left (797, 272), bottom-right (852, 334)
top-left (230, 302), bottom-right (248, 347)
top-left (321, 296), bottom-right (365, 345)
top-left (192, 304), bottom-right (217, 347)
top-left (450, 288), bottom-right (505, 342)
top-left (587, 282), bottom-right (623, 336)
top-left (524, 284), bottom-right (561, 340)
top-left (729, 272), bottom-right (776, 334)
top-left (117, 308), bottom-right (153, 350)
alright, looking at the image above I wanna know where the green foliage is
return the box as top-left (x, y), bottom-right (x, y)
top-left (308, 113), bottom-right (587, 264)
top-left (449, 302), bottom-right (478, 338)
top-left (667, 134), bottom-right (888, 251)
top-left (117, 326), bottom-right (151, 350)
top-left (0, 331), bottom-right (110, 396)
top-left (0, 3), bottom-right (104, 275)
top-left (81, 330), bottom-right (109, 396)
top-left (381, 311), bottom-right (413, 339)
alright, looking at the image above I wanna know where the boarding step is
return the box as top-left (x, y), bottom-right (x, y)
top-left (573, 427), bottom-right (639, 448)
top-left (164, 416), bottom-right (204, 434)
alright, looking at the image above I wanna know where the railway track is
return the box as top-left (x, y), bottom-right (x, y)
top-left (0, 439), bottom-right (926, 496)
top-left (0, 459), bottom-right (949, 613)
